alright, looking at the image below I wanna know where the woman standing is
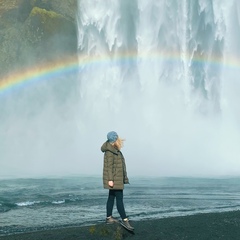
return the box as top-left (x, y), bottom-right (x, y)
top-left (101, 131), bottom-right (134, 231)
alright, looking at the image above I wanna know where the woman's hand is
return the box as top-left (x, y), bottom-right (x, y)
top-left (108, 181), bottom-right (114, 187)
top-left (124, 177), bottom-right (129, 184)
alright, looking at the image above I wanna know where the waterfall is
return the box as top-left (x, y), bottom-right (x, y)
top-left (77, 0), bottom-right (240, 176)
top-left (0, 0), bottom-right (240, 178)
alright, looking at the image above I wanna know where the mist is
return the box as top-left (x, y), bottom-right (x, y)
top-left (1, 0), bottom-right (240, 179)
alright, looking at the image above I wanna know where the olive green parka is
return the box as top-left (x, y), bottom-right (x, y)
top-left (101, 141), bottom-right (129, 190)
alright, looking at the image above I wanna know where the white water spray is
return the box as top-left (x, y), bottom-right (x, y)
top-left (76, 0), bottom-right (240, 177)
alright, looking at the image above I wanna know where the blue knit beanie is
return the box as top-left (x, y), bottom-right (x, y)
top-left (107, 131), bottom-right (118, 143)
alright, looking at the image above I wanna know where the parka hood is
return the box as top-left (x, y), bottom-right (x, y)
top-left (101, 141), bottom-right (118, 154)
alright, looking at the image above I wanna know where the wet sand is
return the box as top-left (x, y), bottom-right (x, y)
top-left (1, 210), bottom-right (240, 239)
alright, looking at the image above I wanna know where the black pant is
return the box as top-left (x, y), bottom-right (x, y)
top-left (106, 189), bottom-right (127, 219)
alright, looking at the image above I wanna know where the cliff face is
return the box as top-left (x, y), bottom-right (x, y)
top-left (0, 0), bottom-right (78, 77)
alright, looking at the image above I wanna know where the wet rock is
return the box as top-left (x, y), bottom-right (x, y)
top-left (0, 0), bottom-right (78, 77)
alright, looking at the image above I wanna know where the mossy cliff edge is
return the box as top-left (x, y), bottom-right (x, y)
top-left (0, 0), bottom-right (78, 77)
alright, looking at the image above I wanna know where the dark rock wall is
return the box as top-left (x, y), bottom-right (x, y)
top-left (0, 0), bottom-right (78, 77)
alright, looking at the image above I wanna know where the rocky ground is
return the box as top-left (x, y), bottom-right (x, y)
top-left (1, 210), bottom-right (240, 240)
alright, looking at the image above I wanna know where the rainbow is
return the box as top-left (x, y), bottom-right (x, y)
top-left (0, 50), bottom-right (239, 96)
top-left (0, 55), bottom-right (79, 96)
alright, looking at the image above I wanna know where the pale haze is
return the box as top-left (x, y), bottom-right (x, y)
top-left (1, 0), bottom-right (240, 179)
